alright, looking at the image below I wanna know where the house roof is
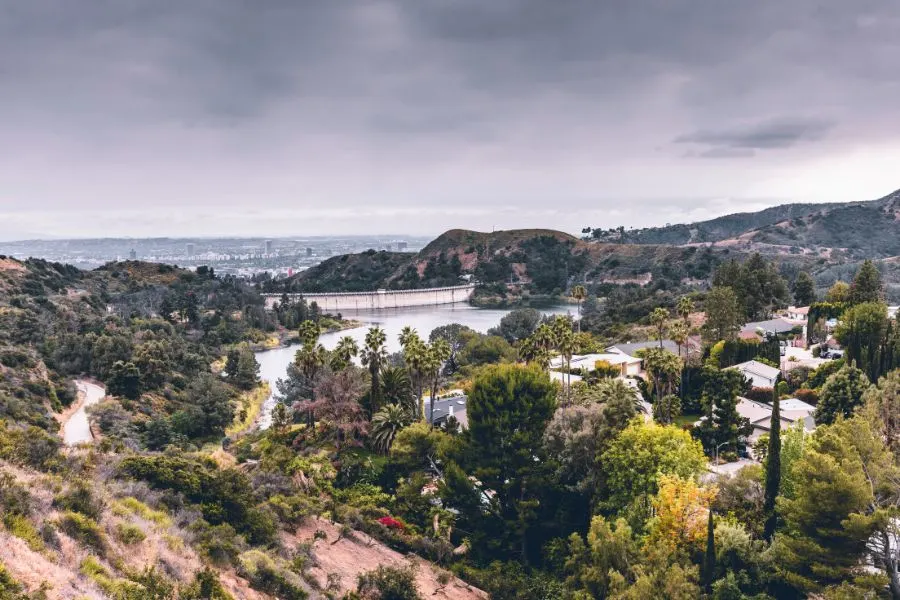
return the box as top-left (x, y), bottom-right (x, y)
top-left (728, 360), bottom-right (781, 381)
top-left (741, 317), bottom-right (797, 335)
top-left (426, 396), bottom-right (468, 427)
top-left (607, 340), bottom-right (680, 355)
top-left (737, 397), bottom-right (774, 424)
top-left (550, 353), bottom-right (641, 370)
top-left (787, 306), bottom-right (810, 316)
top-left (780, 398), bottom-right (816, 413)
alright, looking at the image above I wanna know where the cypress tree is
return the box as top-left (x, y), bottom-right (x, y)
top-left (763, 386), bottom-right (781, 541)
top-left (703, 508), bottom-right (716, 592)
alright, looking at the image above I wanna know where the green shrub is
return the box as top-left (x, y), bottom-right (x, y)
top-left (114, 523), bottom-right (146, 545)
top-left (191, 522), bottom-right (244, 567)
top-left (57, 511), bottom-right (106, 554)
top-left (3, 514), bottom-right (44, 552)
top-left (112, 497), bottom-right (171, 527)
top-left (119, 455), bottom-right (276, 545)
top-left (0, 561), bottom-right (27, 598)
top-left (53, 482), bottom-right (105, 520)
top-left (180, 568), bottom-right (235, 600)
top-left (356, 564), bottom-right (422, 600)
top-left (237, 550), bottom-right (308, 599)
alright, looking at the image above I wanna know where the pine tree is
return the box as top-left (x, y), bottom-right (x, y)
top-left (850, 259), bottom-right (883, 305)
top-left (703, 508), bottom-right (716, 592)
top-left (793, 271), bottom-right (816, 306)
top-left (763, 388), bottom-right (781, 541)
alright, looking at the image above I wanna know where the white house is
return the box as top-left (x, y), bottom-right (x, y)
top-left (784, 306), bottom-right (810, 322)
top-left (728, 360), bottom-right (781, 388)
top-left (550, 352), bottom-right (643, 377)
top-left (737, 397), bottom-right (816, 442)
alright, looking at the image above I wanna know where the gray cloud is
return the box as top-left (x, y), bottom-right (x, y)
top-left (0, 1), bottom-right (899, 237)
top-left (675, 117), bottom-right (835, 155)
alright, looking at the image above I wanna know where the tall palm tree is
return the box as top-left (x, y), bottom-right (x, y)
top-left (551, 316), bottom-right (576, 405)
top-left (571, 285), bottom-right (587, 332)
top-left (331, 336), bottom-right (359, 371)
top-left (361, 326), bottom-right (387, 414)
top-left (425, 339), bottom-right (451, 426)
top-left (401, 334), bottom-right (428, 421)
top-left (669, 320), bottom-right (689, 358)
top-left (371, 403), bottom-right (411, 454)
top-left (676, 296), bottom-right (695, 325)
top-left (649, 307), bottom-right (670, 349)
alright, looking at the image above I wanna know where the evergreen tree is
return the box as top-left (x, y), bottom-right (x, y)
top-left (792, 271), bottom-right (816, 306)
top-left (694, 367), bottom-right (753, 454)
top-left (763, 388), bottom-right (781, 541)
top-left (108, 360), bottom-right (141, 400)
top-left (815, 363), bottom-right (871, 425)
top-left (849, 259), bottom-right (883, 305)
top-left (464, 364), bottom-right (557, 562)
top-left (703, 508), bottom-right (716, 592)
top-left (702, 287), bottom-right (743, 342)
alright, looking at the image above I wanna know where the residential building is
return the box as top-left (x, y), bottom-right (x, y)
top-left (551, 352), bottom-right (643, 377)
top-left (727, 360), bottom-right (781, 388)
top-left (737, 397), bottom-right (816, 442)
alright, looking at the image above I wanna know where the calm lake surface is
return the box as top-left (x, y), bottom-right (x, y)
top-left (254, 303), bottom-right (573, 428)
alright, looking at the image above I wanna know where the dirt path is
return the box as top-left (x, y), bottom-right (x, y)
top-left (61, 380), bottom-right (106, 445)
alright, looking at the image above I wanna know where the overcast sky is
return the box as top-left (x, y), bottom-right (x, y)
top-left (2, 1), bottom-right (899, 239)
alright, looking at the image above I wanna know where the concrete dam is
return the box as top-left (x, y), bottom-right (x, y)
top-left (263, 283), bottom-right (476, 312)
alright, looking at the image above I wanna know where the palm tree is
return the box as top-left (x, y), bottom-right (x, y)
top-left (551, 316), bottom-right (576, 405)
top-left (520, 323), bottom-right (557, 369)
top-left (370, 404), bottom-right (411, 454)
top-left (425, 339), bottom-right (451, 426)
top-left (381, 366), bottom-right (414, 413)
top-left (649, 307), bottom-right (669, 349)
top-left (571, 285), bottom-right (587, 332)
top-left (669, 320), bottom-right (689, 358)
top-left (361, 326), bottom-right (387, 414)
top-left (402, 336), bottom-right (428, 421)
top-left (331, 336), bottom-right (359, 371)
top-left (594, 377), bottom-right (644, 414)
top-left (676, 296), bottom-right (695, 324)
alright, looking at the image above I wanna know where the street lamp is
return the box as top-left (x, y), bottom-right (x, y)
top-left (714, 441), bottom-right (730, 467)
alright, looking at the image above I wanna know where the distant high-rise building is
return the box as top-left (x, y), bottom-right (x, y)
top-left (385, 243), bottom-right (393, 251)
top-left (397, 241), bottom-right (408, 251)
top-left (265, 240), bottom-right (273, 254)
top-left (306, 247), bottom-right (313, 257)
top-left (186, 243), bottom-right (195, 257)
top-left (128, 249), bottom-right (136, 260)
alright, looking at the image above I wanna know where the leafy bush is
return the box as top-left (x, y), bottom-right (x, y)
top-left (237, 550), bottom-right (309, 599)
top-left (793, 388), bottom-right (819, 406)
top-left (355, 564), bottom-right (422, 600)
top-left (190, 521), bottom-right (245, 567)
top-left (114, 523), bottom-right (146, 545)
top-left (4, 514), bottom-right (44, 552)
top-left (119, 454), bottom-right (276, 545)
top-left (180, 568), bottom-right (235, 600)
top-left (58, 511), bottom-right (107, 554)
top-left (0, 422), bottom-right (63, 471)
top-left (53, 482), bottom-right (105, 520)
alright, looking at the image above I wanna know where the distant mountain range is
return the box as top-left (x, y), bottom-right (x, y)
top-left (274, 188), bottom-right (900, 302)
top-left (592, 188), bottom-right (900, 259)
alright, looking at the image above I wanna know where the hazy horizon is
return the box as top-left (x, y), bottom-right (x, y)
top-left (2, 2), bottom-right (899, 238)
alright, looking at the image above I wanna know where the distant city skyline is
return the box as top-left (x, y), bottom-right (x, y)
top-left (2, 2), bottom-right (899, 238)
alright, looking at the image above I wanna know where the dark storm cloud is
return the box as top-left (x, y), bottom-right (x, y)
top-left (675, 117), bottom-right (835, 155)
top-left (1, 0), bottom-right (899, 237)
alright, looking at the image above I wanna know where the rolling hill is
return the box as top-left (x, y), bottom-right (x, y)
top-left (591, 188), bottom-right (900, 259)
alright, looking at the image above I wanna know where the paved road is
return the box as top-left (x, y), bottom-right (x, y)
top-left (63, 380), bottom-right (106, 445)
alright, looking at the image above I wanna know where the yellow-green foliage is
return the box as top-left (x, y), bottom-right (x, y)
top-left (3, 514), bottom-right (44, 552)
top-left (114, 523), bottom-right (146, 545)
top-left (57, 511), bottom-right (106, 554)
top-left (80, 557), bottom-right (143, 598)
top-left (226, 382), bottom-right (271, 436)
top-left (112, 497), bottom-right (171, 527)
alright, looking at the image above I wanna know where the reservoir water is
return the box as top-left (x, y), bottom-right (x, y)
top-left (254, 303), bottom-right (573, 428)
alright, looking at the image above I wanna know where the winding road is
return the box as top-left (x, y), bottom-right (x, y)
top-left (62, 380), bottom-right (106, 445)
